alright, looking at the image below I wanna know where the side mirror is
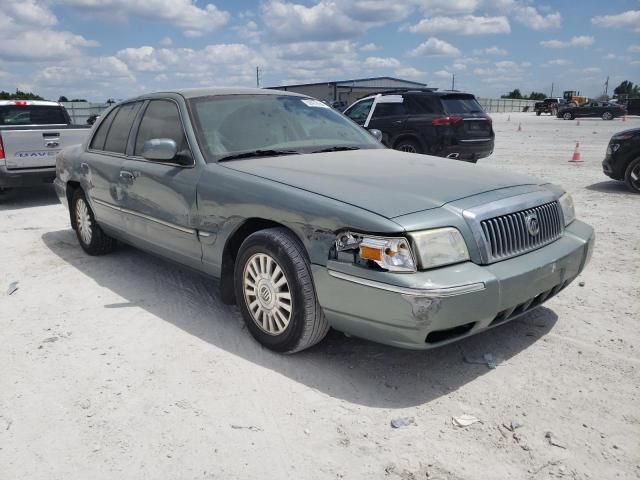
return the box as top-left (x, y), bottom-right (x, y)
top-left (142, 138), bottom-right (178, 161)
top-left (368, 129), bottom-right (383, 142)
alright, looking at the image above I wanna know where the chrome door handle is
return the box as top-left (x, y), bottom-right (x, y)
top-left (119, 170), bottom-right (134, 181)
top-left (80, 162), bottom-right (89, 171)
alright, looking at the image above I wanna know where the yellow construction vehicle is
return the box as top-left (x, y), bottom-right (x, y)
top-left (563, 90), bottom-right (588, 107)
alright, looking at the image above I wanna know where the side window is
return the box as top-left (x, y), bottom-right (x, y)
top-left (90, 107), bottom-right (119, 151)
top-left (134, 100), bottom-right (187, 156)
top-left (406, 96), bottom-right (443, 115)
top-left (371, 101), bottom-right (407, 119)
top-left (344, 99), bottom-right (374, 124)
top-left (104, 102), bottom-right (142, 154)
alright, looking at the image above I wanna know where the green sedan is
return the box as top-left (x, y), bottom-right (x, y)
top-left (54, 88), bottom-right (594, 353)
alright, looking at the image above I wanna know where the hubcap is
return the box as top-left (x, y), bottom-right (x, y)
top-left (603, 112), bottom-right (612, 120)
top-left (76, 198), bottom-right (93, 245)
top-left (243, 253), bottom-right (292, 335)
top-left (630, 164), bottom-right (640, 191)
top-left (399, 144), bottom-right (417, 153)
top-left (564, 113), bottom-right (571, 120)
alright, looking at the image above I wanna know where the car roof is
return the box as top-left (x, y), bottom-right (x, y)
top-left (0, 100), bottom-right (61, 107)
top-left (132, 87), bottom-right (306, 100)
top-left (356, 90), bottom-right (475, 102)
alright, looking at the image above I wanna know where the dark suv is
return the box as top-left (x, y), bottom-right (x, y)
top-left (602, 128), bottom-right (640, 193)
top-left (343, 89), bottom-right (494, 162)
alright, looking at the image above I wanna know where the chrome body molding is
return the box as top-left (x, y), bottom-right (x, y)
top-left (92, 198), bottom-right (196, 235)
top-left (327, 269), bottom-right (485, 298)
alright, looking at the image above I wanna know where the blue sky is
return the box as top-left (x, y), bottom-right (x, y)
top-left (0, 0), bottom-right (638, 102)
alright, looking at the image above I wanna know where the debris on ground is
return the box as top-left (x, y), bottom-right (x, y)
top-left (463, 352), bottom-right (497, 369)
top-left (579, 281), bottom-right (585, 287)
top-left (41, 336), bottom-right (59, 343)
top-left (230, 424), bottom-right (263, 432)
top-left (545, 431), bottom-right (567, 449)
top-left (6, 281), bottom-right (18, 295)
top-left (390, 416), bottom-right (416, 428)
top-left (452, 415), bottom-right (481, 428)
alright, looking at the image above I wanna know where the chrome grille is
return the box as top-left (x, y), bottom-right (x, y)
top-left (480, 201), bottom-right (562, 262)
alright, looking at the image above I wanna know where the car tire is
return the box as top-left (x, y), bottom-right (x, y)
top-left (624, 158), bottom-right (640, 193)
top-left (536, 111), bottom-right (541, 116)
top-left (394, 138), bottom-right (423, 154)
top-left (71, 188), bottom-right (117, 255)
top-left (234, 227), bottom-right (329, 353)
top-left (563, 112), bottom-right (574, 120)
top-left (602, 111), bottom-right (613, 120)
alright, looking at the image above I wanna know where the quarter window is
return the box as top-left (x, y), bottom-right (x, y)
top-left (371, 102), bottom-right (407, 118)
top-left (89, 107), bottom-right (119, 151)
top-left (134, 100), bottom-right (187, 156)
top-left (103, 102), bottom-right (142, 154)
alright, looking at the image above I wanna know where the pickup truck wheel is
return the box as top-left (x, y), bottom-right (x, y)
top-left (234, 228), bottom-right (329, 353)
top-left (71, 189), bottom-right (116, 255)
top-left (624, 158), bottom-right (640, 193)
top-left (602, 111), bottom-right (613, 120)
top-left (563, 112), bottom-right (573, 120)
top-left (394, 139), bottom-right (422, 154)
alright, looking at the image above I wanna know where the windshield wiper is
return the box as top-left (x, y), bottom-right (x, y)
top-left (218, 149), bottom-right (300, 162)
top-left (311, 146), bottom-right (361, 153)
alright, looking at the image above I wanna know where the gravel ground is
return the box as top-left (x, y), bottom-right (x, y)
top-left (1, 112), bottom-right (638, 480)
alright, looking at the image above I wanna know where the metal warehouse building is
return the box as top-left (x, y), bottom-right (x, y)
top-left (269, 76), bottom-right (428, 107)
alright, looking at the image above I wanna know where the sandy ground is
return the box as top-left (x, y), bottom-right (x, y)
top-left (1, 112), bottom-right (639, 480)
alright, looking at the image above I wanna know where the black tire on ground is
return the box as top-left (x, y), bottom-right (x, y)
top-left (234, 227), bottom-right (329, 353)
top-left (563, 112), bottom-right (574, 120)
top-left (536, 111), bottom-right (541, 116)
top-left (71, 188), bottom-right (117, 255)
top-left (394, 138), bottom-right (423, 154)
top-left (624, 158), bottom-right (640, 193)
top-left (602, 111), bottom-right (613, 120)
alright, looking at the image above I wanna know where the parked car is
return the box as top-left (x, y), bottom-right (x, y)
top-left (54, 88), bottom-right (594, 353)
top-left (87, 114), bottom-right (99, 125)
top-left (557, 101), bottom-right (626, 120)
top-left (343, 89), bottom-right (494, 163)
top-left (602, 128), bottom-right (640, 193)
top-left (534, 98), bottom-right (566, 116)
top-left (330, 100), bottom-right (348, 111)
top-left (0, 100), bottom-right (91, 193)
top-left (622, 98), bottom-right (640, 116)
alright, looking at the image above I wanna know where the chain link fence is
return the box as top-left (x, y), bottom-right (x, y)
top-left (60, 102), bottom-right (110, 125)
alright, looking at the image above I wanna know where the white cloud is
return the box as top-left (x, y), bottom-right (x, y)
top-left (450, 63), bottom-right (468, 71)
top-left (434, 70), bottom-right (452, 79)
top-left (58, 0), bottom-right (230, 36)
top-left (582, 67), bottom-right (601, 75)
top-left (473, 46), bottom-right (507, 55)
top-left (543, 58), bottom-right (570, 67)
top-left (513, 6), bottom-right (561, 30)
top-left (628, 45), bottom-right (640, 53)
top-left (409, 15), bottom-right (510, 35)
top-left (540, 36), bottom-right (594, 48)
top-left (417, 0), bottom-right (480, 14)
top-left (0, 29), bottom-right (98, 61)
top-left (408, 37), bottom-right (461, 57)
top-left (5, 0), bottom-right (57, 27)
top-left (592, 10), bottom-right (640, 32)
top-left (364, 56), bottom-right (401, 68)
top-left (159, 37), bottom-right (173, 46)
top-left (360, 43), bottom-right (378, 52)
top-left (394, 66), bottom-right (426, 79)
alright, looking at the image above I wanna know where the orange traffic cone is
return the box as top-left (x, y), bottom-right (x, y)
top-left (569, 142), bottom-right (582, 163)
top-left (517, 122), bottom-right (522, 132)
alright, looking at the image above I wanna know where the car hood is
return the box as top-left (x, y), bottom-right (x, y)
top-left (220, 149), bottom-right (539, 218)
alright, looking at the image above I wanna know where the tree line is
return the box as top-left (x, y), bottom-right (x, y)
top-left (502, 80), bottom-right (639, 100)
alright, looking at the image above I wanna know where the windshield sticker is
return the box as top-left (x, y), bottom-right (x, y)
top-left (301, 99), bottom-right (330, 108)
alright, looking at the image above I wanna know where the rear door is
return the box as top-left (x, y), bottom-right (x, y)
top-left (120, 98), bottom-right (202, 268)
top-left (343, 98), bottom-right (374, 126)
top-left (367, 96), bottom-right (407, 146)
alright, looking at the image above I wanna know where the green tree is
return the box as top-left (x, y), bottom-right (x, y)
top-left (69, 98), bottom-right (87, 102)
top-left (613, 80), bottom-right (640, 97)
top-left (527, 91), bottom-right (546, 100)
top-left (58, 96), bottom-right (69, 102)
top-left (0, 89), bottom-right (44, 100)
top-left (501, 88), bottom-right (523, 99)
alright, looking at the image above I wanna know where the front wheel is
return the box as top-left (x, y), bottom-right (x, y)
top-left (394, 138), bottom-right (423, 154)
top-left (624, 158), bottom-right (640, 193)
top-left (71, 189), bottom-right (117, 255)
top-left (234, 228), bottom-right (329, 353)
top-left (602, 111), bottom-right (613, 120)
top-left (563, 112), bottom-right (574, 120)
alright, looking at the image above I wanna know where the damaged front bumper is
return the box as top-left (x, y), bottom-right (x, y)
top-left (312, 220), bottom-right (594, 349)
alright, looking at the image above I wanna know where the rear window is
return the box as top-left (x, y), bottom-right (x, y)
top-left (0, 106), bottom-right (68, 126)
top-left (441, 95), bottom-right (484, 114)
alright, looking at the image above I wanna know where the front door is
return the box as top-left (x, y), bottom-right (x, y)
top-left (120, 98), bottom-right (202, 269)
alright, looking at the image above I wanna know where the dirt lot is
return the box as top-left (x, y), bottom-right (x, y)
top-left (1, 112), bottom-right (638, 480)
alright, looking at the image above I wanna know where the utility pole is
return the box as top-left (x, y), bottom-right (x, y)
top-left (604, 76), bottom-right (609, 96)
top-left (256, 66), bottom-right (261, 88)
top-left (451, 73), bottom-right (455, 90)
top-left (550, 82), bottom-right (554, 97)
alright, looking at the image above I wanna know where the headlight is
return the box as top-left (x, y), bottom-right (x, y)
top-left (411, 228), bottom-right (470, 269)
top-left (558, 193), bottom-right (575, 226)
top-left (336, 233), bottom-right (416, 272)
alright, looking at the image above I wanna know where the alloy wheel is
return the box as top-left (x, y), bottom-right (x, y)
top-left (76, 198), bottom-right (93, 245)
top-left (399, 144), bottom-right (417, 153)
top-left (629, 163), bottom-right (640, 192)
top-left (242, 253), bottom-right (292, 335)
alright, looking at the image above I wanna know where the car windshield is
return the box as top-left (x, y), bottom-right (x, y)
top-left (441, 95), bottom-right (484, 114)
top-left (189, 94), bottom-right (382, 161)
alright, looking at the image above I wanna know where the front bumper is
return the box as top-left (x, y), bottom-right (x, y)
top-left (0, 165), bottom-right (57, 188)
top-left (313, 220), bottom-right (594, 349)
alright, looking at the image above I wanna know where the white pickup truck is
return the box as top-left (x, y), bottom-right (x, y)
top-left (0, 100), bottom-right (92, 192)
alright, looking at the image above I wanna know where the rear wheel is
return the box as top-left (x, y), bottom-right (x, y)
top-left (563, 112), bottom-right (574, 120)
top-left (394, 138), bottom-right (422, 154)
top-left (234, 228), bottom-right (329, 353)
top-left (602, 111), bottom-right (613, 120)
top-left (624, 158), bottom-right (640, 193)
top-left (71, 189), bottom-right (117, 255)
